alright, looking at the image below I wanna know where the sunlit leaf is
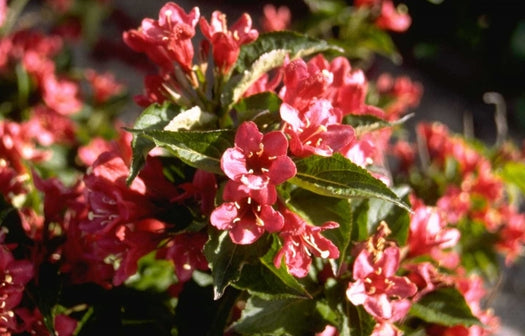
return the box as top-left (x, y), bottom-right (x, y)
top-left (140, 129), bottom-right (234, 175)
top-left (290, 154), bottom-right (410, 211)
top-left (409, 287), bottom-right (481, 327)
top-left (127, 102), bottom-right (180, 184)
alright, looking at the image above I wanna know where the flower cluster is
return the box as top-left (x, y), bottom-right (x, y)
top-left (1, 1), bottom-right (524, 335)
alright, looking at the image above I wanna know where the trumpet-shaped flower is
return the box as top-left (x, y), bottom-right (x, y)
top-left (123, 2), bottom-right (199, 72)
top-left (221, 121), bottom-right (296, 191)
top-left (210, 181), bottom-right (283, 244)
top-left (408, 196), bottom-right (460, 268)
top-left (346, 246), bottom-right (417, 320)
top-left (280, 99), bottom-right (354, 157)
top-left (274, 208), bottom-right (339, 278)
top-left (199, 11), bottom-right (258, 73)
top-left (280, 58), bottom-right (333, 111)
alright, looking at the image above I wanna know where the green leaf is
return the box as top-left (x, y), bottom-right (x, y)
top-left (344, 113), bottom-right (413, 136)
top-left (355, 25), bottom-right (401, 63)
top-left (365, 185), bottom-right (411, 245)
top-left (125, 252), bottom-right (176, 292)
top-left (409, 287), bottom-right (481, 327)
top-left (350, 199), bottom-right (369, 242)
top-left (323, 279), bottom-right (350, 336)
top-left (303, 0), bottom-right (347, 14)
top-left (223, 49), bottom-right (289, 111)
top-left (204, 230), bottom-right (270, 300)
top-left (222, 31), bottom-right (343, 108)
top-left (127, 102), bottom-right (181, 184)
top-left (287, 188), bottom-right (352, 275)
top-left (16, 62), bottom-right (31, 109)
top-left (233, 31), bottom-right (343, 74)
top-left (232, 92), bottom-right (282, 127)
top-left (231, 296), bottom-right (325, 335)
top-left (348, 304), bottom-right (375, 336)
top-left (234, 237), bottom-right (311, 300)
top-left (499, 161), bottom-right (525, 195)
top-left (290, 154), bottom-right (410, 211)
top-left (343, 114), bottom-right (391, 136)
top-left (141, 129), bottom-right (234, 175)
top-left (163, 105), bottom-right (217, 131)
top-left (323, 278), bottom-right (375, 336)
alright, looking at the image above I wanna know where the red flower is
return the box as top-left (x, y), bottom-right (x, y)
top-left (375, 0), bottom-right (411, 32)
top-left (280, 58), bottom-right (333, 111)
top-left (221, 121), bottom-right (296, 191)
top-left (210, 181), bottom-right (283, 244)
top-left (346, 246), bottom-right (416, 320)
top-left (274, 208), bottom-right (339, 278)
top-left (159, 232), bottom-right (209, 282)
top-left (171, 169), bottom-right (217, 215)
top-left (41, 74), bottom-right (82, 115)
top-left (85, 69), bottom-right (125, 104)
top-left (280, 99), bottom-right (355, 157)
top-left (123, 2), bottom-right (199, 73)
top-left (0, 0), bottom-right (6, 28)
top-left (0, 242), bottom-right (34, 333)
top-left (23, 106), bottom-right (76, 147)
top-left (81, 152), bottom-right (157, 235)
top-left (261, 4), bottom-right (291, 32)
top-left (200, 11), bottom-right (258, 73)
top-left (407, 196), bottom-right (460, 268)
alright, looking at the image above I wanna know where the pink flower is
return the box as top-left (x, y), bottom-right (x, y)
top-left (261, 4), bottom-right (291, 32)
top-left (346, 246), bottom-right (416, 320)
top-left (77, 127), bottom-right (132, 167)
top-left (23, 106), bottom-right (76, 147)
top-left (32, 172), bottom-right (83, 225)
top-left (199, 11), bottom-right (258, 73)
top-left (0, 242), bottom-right (34, 333)
top-left (342, 135), bottom-right (377, 167)
top-left (170, 169), bottom-right (217, 215)
top-left (210, 181), bottom-right (284, 244)
top-left (376, 0), bottom-right (411, 32)
top-left (436, 187), bottom-right (470, 224)
top-left (158, 232), bottom-right (209, 282)
top-left (407, 196), bottom-right (460, 267)
top-left (1, 120), bottom-right (50, 173)
top-left (0, 0), bottom-right (6, 28)
top-left (274, 208), bottom-right (339, 278)
top-left (376, 73), bottom-right (423, 120)
top-left (134, 74), bottom-right (170, 107)
top-left (123, 29), bottom-right (174, 73)
top-left (112, 224), bottom-right (164, 286)
top-left (405, 262), bottom-right (452, 301)
top-left (371, 321), bottom-right (403, 336)
top-left (496, 206), bottom-right (525, 265)
top-left (124, 2), bottom-right (200, 72)
top-left (280, 99), bottom-right (355, 157)
top-left (332, 68), bottom-right (369, 116)
top-left (85, 69), bottom-right (125, 104)
top-left (221, 121), bottom-right (296, 191)
top-left (81, 152), bottom-right (157, 235)
top-left (280, 58), bottom-right (333, 111)
top-left (42, 74), bottom-right (82, 115)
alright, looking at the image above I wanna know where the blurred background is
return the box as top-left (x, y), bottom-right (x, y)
top-left (70, 0), bottom-right (525, 334)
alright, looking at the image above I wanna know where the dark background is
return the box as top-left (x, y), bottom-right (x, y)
top-left (98, 2), bottom-right (525, 334)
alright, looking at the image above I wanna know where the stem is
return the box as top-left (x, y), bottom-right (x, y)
top-left (483, 91), bottom-right (507, 147)
top-left (206, 287), bottom-right (241, 336)
top-left (0, 0), bottom-right (30, 36)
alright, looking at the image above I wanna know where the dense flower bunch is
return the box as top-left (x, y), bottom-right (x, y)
top-left (1, 1), bottom-right (524, 335)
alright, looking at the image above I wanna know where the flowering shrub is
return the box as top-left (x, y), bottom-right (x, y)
top-left (1, 0), bottom-right (524, 335)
